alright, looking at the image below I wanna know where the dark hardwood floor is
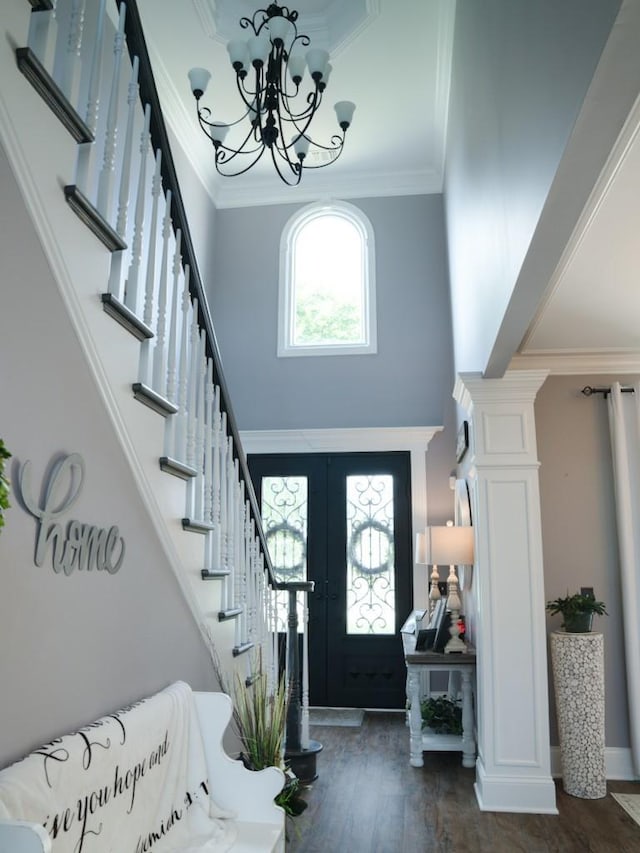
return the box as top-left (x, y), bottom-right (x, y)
top-left (286, 712), bottom-right (640, 852)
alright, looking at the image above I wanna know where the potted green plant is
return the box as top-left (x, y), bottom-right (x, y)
top-left (546, 591), bottom-right (607, 633)
top-left (0, 439), bottom-right (11, 533)
top-left (212, 653), bottom-right (307, 822)
top-left (420, 695), bottom-right (462, 735)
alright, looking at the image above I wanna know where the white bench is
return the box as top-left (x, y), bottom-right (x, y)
top-left (0, 687), bottom-right (285, 853)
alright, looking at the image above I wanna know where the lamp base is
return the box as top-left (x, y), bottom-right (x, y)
top-left (444, 636), bottom-right (467, 654)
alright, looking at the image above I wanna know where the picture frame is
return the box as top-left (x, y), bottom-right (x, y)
top-left (456, 420), bottom-right (469, 463)
top-left (415, 627), bottom-right (437, 651)
top-left (433, 610), bottom-right (452, 653)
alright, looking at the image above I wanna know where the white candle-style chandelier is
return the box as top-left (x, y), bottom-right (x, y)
top-left (188, 2), bottom-right (355, 186)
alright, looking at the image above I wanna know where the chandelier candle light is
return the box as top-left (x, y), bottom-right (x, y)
top-left (188, 3), bottom-right (356, 185)
top-left (425, 524), bottom-right (474, 653)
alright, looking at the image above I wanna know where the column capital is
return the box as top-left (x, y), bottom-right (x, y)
top-left (454, 370), bottom-right (549, 414)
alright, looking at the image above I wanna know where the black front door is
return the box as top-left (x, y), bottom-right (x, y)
top-left (249, 452), bottom-right (412, 709)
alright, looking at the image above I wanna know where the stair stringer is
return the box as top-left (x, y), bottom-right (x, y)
top-left (0, 0), bottom-right (243, 679)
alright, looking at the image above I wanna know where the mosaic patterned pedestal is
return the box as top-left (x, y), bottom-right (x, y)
top-left (550, 630), bottom-right (606, 799)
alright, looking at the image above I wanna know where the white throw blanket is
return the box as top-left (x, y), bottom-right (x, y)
top-left (0, 682), bottom-right (236, 853)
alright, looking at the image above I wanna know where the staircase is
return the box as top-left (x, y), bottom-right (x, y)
top-left (0, 0), bottom-right (282, 690)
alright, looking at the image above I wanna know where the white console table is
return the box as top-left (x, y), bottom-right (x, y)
top-left (403, 632), bottom-right (476, 768)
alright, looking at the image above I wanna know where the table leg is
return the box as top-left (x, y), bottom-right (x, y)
top-left (461, 667), bottom-right (476, 768)
top-left (407, 667), bottom-right (423, 767)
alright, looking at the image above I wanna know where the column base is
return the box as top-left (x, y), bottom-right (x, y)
top-left (474, 758), bottom-right (558, 814)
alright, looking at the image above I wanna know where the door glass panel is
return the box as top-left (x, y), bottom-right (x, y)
top-left (346, 474), bottom-right (396, 634)
top-left (261, 476), bottom-right (308, 632)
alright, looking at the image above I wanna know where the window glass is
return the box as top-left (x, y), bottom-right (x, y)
top-left (278, 201), bottom-right (376, 357)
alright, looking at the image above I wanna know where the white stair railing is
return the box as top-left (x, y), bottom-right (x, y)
top-left (18, 0), bottom-right (283, 689)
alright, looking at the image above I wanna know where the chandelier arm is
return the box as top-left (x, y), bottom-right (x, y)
top-left (216, 142), bottom-right (267, 178)
top-left (198, 104), bottom-right (253, 133)
top-left (270, 144), bottom-right (302, 186)
top-left (235, 66), bottom-right (267, 113)
top-left (299, 137), bottom-right (347, 169)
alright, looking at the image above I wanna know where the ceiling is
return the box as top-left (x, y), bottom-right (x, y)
top-left (137, 0), bottom-right (640, 375)
top-left (136, 0), bottom-right (455, 209)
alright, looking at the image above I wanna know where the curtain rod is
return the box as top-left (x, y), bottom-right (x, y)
top-left (581, 385), bottom-right (635, 398)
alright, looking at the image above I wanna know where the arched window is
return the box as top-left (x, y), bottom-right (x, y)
top-left (278, 201), bottom-right (377, 357)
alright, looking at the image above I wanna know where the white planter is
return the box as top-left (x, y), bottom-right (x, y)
top-left (550, 630), bottom-right (606, 799)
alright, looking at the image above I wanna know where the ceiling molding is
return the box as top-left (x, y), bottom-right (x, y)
top-left (433, 0), bottom-right (456, 179)
top-left (509, 351), bottom-right (640, 376)
top-left (195, 0), bottom-right (380, 55)
top-left (214, 167), bottom-right (442, 208)
top-left (240, 426), bottom-right (443, 454)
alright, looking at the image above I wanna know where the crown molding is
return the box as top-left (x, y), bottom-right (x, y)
top-left (214, 167), bottom-right (442, 208)
top-left (193, 0), bottom-right (380, 54)
top-left (509, 350), bottom-right (640, 375)
top-left (240, 426), bottom-right (443, 454)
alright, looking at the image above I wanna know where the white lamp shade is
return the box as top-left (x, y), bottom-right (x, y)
top-left (268, 15), bottom-right (294, 46)
top-left (306, 47), bottom-right (330, 79)
top-left (287, 52), bottom-right (306, 84)
top-left (209, 123), bottom-right (229, 144)
top-left (293, 134), bottom-right (310, 158)
top-left (188, 67), bottom-right (211, 97)
top-left (334, 100), bottom-right (355, 128)
top-left (227, 39), bottom-right (249, 70)
top-left (425, 525), bottom-right (474, 566)
top-left (248, 34), bottom-right (270, 66)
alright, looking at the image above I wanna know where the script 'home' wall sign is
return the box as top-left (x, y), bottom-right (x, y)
top-left (18, 453), bottom-right (125, 575)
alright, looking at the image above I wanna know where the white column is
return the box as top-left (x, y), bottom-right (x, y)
top-left (453, 369), bottom-right (557, 815)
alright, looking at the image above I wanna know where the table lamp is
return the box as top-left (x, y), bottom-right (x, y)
top-left (425, 524), bottom-right (474, 653)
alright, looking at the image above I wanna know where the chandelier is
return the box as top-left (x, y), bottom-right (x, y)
top-left (188, 2), bottom-right (355, 186)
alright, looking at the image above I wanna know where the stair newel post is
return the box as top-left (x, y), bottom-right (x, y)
top-left (138, 148), bottom-right (162, 386)
top-left (280, 581), bottom-right (321, 783)
top-left (75, 0), bottom-right (106, 193)
top-left (124, 98), bottom-right (151, 313)
top-left (301, 589), bottom-right (310, 749)
top-left (152, 189), bottom-right (171, 400)
top-left (163, 230), bottom-right (182, 458)
top-left (55, 0), bottom-right (85, 107)
top-left (96, 2), bottom-right (126, 222)
top-left (28, 2), bottom-right (58, 69)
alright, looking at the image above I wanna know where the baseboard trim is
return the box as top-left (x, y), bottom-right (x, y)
top-left (474, 759), bottom-right (558, 814)
top-left (550, 746), bottom-right (639, 781)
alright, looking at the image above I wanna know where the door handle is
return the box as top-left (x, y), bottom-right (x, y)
top-left (329, 593), bottom-right (338, 601)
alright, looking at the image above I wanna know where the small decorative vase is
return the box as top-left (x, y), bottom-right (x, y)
top-left (564, 612), bottom-right (593, 633)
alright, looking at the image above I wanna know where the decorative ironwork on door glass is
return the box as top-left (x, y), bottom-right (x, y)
top-left (261, 476), bottom-right (308, 632)
top-left (346, 474), bottom-right (396, 634)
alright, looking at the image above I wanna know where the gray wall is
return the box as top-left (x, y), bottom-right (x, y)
top-left (209, 194), bottom-right (453, 431)
top-left (0, 147), bottom-right (216, 769)
top-left (444, 0), bottom-right (621, 374)
top-left (536, 375), bottom-right (633, 748)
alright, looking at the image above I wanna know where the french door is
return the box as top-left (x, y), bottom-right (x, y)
top-left (249, 452), bottom-right (412, 709)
